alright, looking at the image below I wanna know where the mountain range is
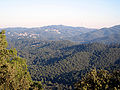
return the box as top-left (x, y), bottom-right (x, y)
top-left (1, 24), bottom-right (120, 43)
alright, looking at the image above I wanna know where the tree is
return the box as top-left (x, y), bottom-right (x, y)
top-left (74, 69), bottom-right (120, 90)
top-left (0, 30), bottom-right (42, 89)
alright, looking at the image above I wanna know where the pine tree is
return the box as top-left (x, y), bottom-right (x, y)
top-left (0, 30), bottom-right (42, 89)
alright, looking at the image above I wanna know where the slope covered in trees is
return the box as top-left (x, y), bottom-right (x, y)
top-left (3, 24), bottom-right (120, 89)
top-left (0, 30), bottom-right (42, 90)
top-left (74, 69), bottom-right (120, 90)
top-left (7, 37), bottom-right (120, 89)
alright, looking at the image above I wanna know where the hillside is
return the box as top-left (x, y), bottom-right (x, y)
top-left (1, 25), bottom-right (120, 89)
top-left (7, 38), bottom-right (120, 89)
top-left (71, 25), bottom-right (120, 43)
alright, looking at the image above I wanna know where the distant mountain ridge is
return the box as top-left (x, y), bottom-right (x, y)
top-left (0, 25), bottom-right (96, 40)
top-left (69, 25), bottom-right (120, 43)
top-left (0, 25), bottom-right (120, 43)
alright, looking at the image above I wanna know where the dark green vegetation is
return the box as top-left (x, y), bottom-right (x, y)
top-left (7, 37), bottom-right (120, 89)
top-left (74, 69), bottom-right (120, 90)
top-left (0, 30), bottom-right (42, 90)
top-left (1, 24), bottom-right (120, 89)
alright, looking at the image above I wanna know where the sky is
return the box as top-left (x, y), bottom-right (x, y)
top-left (0, 0), bottom-right (120, 28)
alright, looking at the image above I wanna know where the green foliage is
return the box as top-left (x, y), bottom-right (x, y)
top-left (0, 30), bottom-right (42, 90)
top-left (7, 33), bottom-right (120, 89)
top-left (0, 30), bottom-right (7, 49)
top-left (74, 69), bottom-right (120, 90)
top-left (29, 81), bottom-right (42, 90)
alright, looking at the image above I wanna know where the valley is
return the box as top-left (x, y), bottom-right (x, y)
top-left (1, 25), bottom-right (120, 89)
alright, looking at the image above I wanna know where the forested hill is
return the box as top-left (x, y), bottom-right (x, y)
top-left (71, 25), bottom-right (120, 43)
top-left (7, 37), bottom-right (120, 89)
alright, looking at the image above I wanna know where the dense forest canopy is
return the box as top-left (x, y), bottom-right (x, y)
top-left (74, 69), bottom-right (120, 90)
top-left (7, 32), bottom-right (120, 89)
top-left (0, 28), bottom-right (120, 89)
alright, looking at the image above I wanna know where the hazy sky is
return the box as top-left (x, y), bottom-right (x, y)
top-left (0, 0), bottom-right (120, 28)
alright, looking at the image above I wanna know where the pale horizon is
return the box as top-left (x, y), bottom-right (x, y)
top-left (1, 24), bottom-right (120, 29)
top-left (0, 0), bottom-right (120, 29)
